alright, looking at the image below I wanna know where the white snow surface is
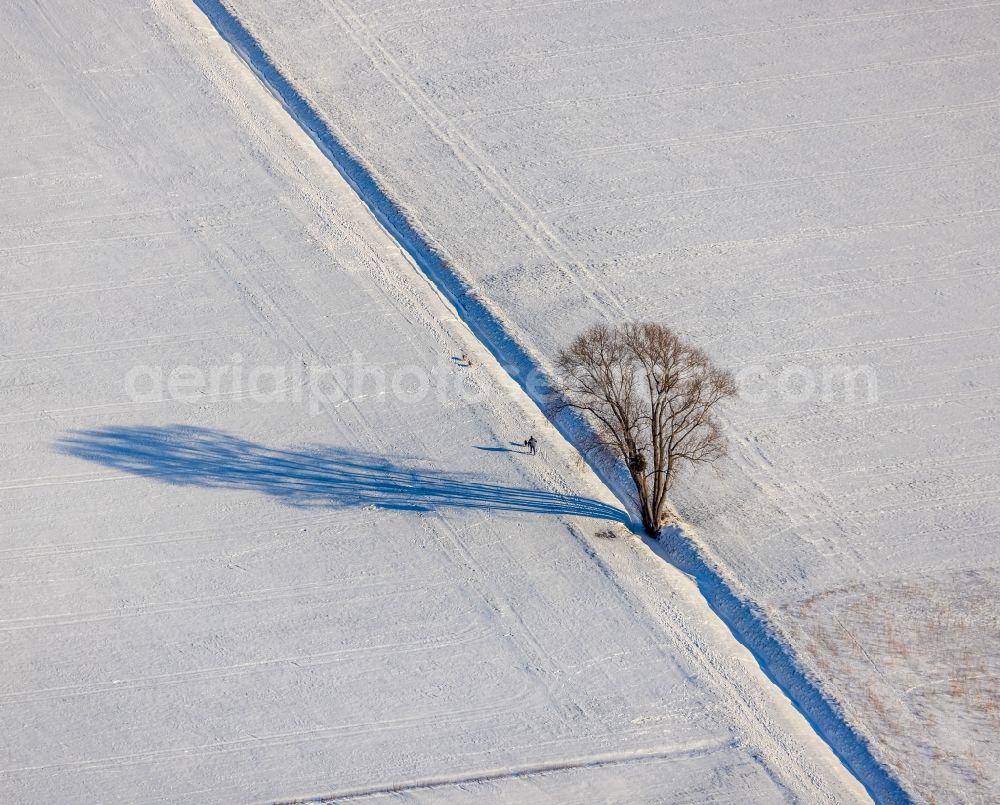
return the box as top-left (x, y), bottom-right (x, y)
top-left (197, 0), bottom-right (1000, 801)
top-left (0, 1), bottom-right (873, 803)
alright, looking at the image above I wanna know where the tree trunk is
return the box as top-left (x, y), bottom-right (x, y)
top-left (631, 471), bottom-right (661, 537)
top-left (640, 500), bottom-right (661, 537)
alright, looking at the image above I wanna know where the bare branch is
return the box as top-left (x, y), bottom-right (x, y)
top-left (555, 322), bottom-right (737, 536)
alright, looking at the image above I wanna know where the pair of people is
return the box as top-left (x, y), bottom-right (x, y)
top-left (524, 436), bottom-right (537, 455)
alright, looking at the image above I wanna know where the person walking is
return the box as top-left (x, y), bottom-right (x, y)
top-left (526, 436), bottom-right (537, 455)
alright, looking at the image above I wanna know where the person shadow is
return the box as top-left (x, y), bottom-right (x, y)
top-left (56, 425), bottom-right (628, 523)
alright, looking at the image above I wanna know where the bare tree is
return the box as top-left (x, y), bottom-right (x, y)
top-left (555, 322), bottom-right (737, 536)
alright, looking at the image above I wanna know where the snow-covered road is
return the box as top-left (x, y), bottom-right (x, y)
top-left (1, 1), bottom-right (869, 802)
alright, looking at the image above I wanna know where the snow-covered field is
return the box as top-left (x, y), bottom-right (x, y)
top-left (199, 0), bottom-right (1000, 801)
top-left (0, 1), bottom-right (878, 802)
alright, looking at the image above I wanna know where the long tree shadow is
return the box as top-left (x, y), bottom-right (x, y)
top-left (56, 425), bottom-right (628, 523)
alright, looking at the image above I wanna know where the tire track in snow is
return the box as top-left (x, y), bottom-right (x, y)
top-left (0, 619), bottom-right (489, 705)
top-left (182, 1), bottom-right (908, 801)
top-left (0, 578), bottom-right (450, 632)
top-left (569, 98), bottom-right (1000, 157)
top-left (0, 697), bottom-right (534, 779)
top-left (468, 49), bottom-right (1000, 121)
top-left (0, 512), bottom-right (348, 559)
top-left (0, 271), bottom-right (207, 303)
top-left (319, 0), bottom-right (628, 325)
top-left (0, 331), bottom-right (225, 364)
top-left (262, 739), bottom-right (731, 804)
top-left (547, 152), bottom-right (1000, 218)
top-left (447, 1), bottom-right (1000, 69)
